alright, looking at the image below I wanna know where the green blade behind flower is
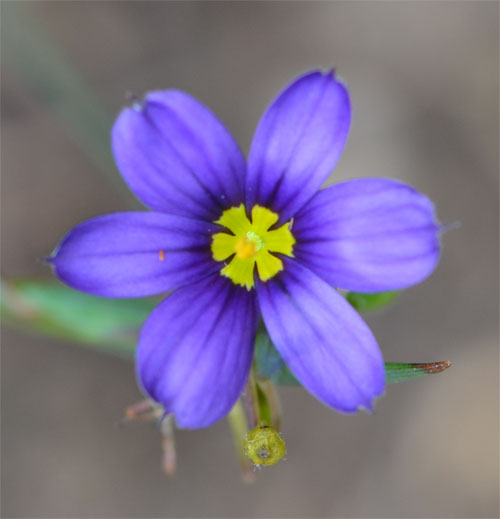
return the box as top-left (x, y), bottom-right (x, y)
top-left (384, 361), bottom-right (452, 383)
top-left (2, 279), bottom-right (451, 384)
top-left (345, 290), bottom-right (399, 312)
top-left (254, 328), bottom-right (451, 385)
top-left (1, 278), bottom-right (157, 357)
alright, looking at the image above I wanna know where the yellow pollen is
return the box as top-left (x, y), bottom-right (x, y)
top-left (211, 204), bottom-right (295, 290)
top-left (234, 232), bottom-right (263, 259)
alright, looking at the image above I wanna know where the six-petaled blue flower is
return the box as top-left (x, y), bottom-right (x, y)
top-left (50, 70), bottom-right (441, 428)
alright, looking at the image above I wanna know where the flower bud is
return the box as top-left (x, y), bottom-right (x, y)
top-left (243, 424), bottom-right (286, 466)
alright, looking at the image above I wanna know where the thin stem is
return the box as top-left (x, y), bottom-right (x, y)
top-left (227, 400), bottom-right (256, 483)
top-left (160, 415), bottom-right (177, 477)
top-left (242, 367), bottom-right (259, 428)
top-left (257, 379), bottom-right (282, 432)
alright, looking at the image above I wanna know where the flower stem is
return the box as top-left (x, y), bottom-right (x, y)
top-left (227, 400), bottom-right (256, 483)
top-left (257, 379), bottom-right (282, 431)
top-left (242, 367), bottom-right (259, 428)
top-left (160, 414), bottom-right (176, 477)
top-left (255, 380), bottom-right (272, 426)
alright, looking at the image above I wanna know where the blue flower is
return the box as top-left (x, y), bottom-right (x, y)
top-left (50, 70), bottom-right (440, 428)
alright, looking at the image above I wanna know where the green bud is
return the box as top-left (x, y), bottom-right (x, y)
top-left (243, 424), bottom-right (286, 466)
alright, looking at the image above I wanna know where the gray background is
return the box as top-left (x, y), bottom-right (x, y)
top-left (1, 1), bottom-right (498, 517)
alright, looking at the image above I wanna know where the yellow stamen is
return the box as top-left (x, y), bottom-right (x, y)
top-left (234, 231), bottom-right (264, 260)
top-left (211, 204), bottom-right (295, 290)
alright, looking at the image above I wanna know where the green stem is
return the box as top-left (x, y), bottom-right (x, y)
top-left (255, 380), bottom-right (272, 426)
top-left (227, 400), bottom-right (256, 483)
top-left (242, 367), bottom-right (259, 428)
top-left (257, 379), bottom-right (282, 431)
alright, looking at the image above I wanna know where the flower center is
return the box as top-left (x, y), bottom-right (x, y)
top-left (234, 232), bottom-right (263, 259)
top-left (211, 204), bottom-right (295, 290)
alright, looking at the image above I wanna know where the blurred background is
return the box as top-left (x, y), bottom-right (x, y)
top-left (1, 1), bottom-right (498, 517)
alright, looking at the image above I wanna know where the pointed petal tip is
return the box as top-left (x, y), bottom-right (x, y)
top-left (328, 387), bottom-right (384, 415)
top-left (247, 69), bottom-right (351, 221)
top-left (305, 67), bottom-right (336, 80)
top-left (359, 389), bottom-right (385, 414)
top-left (439, 220), bottom-right (461, 234)
top-left (124, 90), bottom-right (145, 111)
top-left (359, 403), bottom-right (374, 414)
top-left (333, 384), bottom-right (385, 415)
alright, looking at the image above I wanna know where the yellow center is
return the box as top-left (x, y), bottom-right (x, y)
top-left (211, 204), bottom-right (295, 290)
top-left (234, 231), bottom-right (263, 259)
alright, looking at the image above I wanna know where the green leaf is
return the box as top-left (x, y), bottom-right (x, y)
top-left (254, 327), bottom-right (451, 386)
top-left (2, 279), bottom-right (452, 385)
top-left (345, 290), bottom-right (399, 312)
top-left (385, 361), bottom-right (452, 383)
top-left (1, 279), bottom-right (158, 357)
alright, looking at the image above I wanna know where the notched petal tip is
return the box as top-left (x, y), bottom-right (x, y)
top-left (112, 88), bottom-right (246, 219)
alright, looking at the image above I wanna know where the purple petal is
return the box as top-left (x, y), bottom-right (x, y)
top-left (50, 212), bottom-right (218, 298)
top-left (257, 259), bottom-right (385, 413)
top-left (137, 274), bottom-right (258, 428)
top-left (112, 90), bottom-right (246, 220)
top-left (293, 178), bottom-right (441, 292)
top-left (246, 70), bottom-right (350, 223)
